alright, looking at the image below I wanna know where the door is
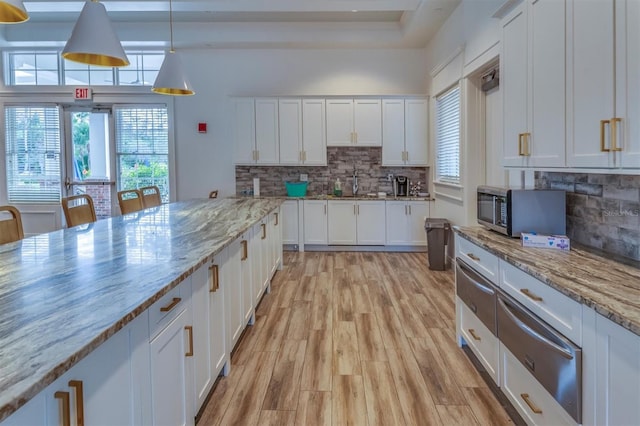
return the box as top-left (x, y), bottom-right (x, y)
top-left (382, 99), bottom-right (406, 166)
top-left (303, 200), bottom-right (328, 245)
top-left (356, 201), bottom-right (385, 245)
top-left (326, 99), bottom-right (354, 146)
top-left (353, 99), bottom-right (382, 146)
top-left (63, 108), bottom-right (116, 220)
top-left (327, 201), bottom-right (357, 245)
top-left (278, 98), bottom-right (302, 165)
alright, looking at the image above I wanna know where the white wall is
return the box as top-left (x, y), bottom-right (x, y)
top-left (172, 48), bottom-right (428, 201)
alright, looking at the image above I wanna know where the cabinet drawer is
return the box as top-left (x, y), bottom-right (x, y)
top-left (500, 261), bottom-right (582, 346)
top-left (501, 345), bottom-right (578, 426)
top-left (149, 280), bottom-right (189, 339)
top-left (457, 297), bottom-right (500, 385)
top-left (455, 235), bottom-right (499, 283)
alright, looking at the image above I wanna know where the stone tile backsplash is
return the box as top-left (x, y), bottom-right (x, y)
top-left (236, 147), bottom-right (428, 197)
top-left (536, 172), bottom-right (640, 260)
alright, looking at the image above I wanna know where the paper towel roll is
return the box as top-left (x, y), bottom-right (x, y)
top-left (253, 178), bottom-right (260, 197)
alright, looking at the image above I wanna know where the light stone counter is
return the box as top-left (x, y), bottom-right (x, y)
top-left (455, 226), bottom-right (640, 337)
top-left (0, 197), bottom-right (282, 421)
top-left (240, 194), bottom-right (434, 201)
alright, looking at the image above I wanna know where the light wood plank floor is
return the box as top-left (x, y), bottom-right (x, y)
top-left (198, 252), bottom-right (515, 426)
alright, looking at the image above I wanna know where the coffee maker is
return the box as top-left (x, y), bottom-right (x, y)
top-left (395, 176), bottom-right (408, 196)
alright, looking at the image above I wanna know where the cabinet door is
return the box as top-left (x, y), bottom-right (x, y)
top-left (226, 238), bottom-right (244, 350)
top-left (1, 393), bottom-right (47, 426)
top-left (405, 99), bottom-right (429, 166)
top-left (269, 208), bottom-right (281, 276)
top-left (385, 201), bottom-right (410, 245)
top-left (327, 201), bottom-right (357, 245)
top-left (209, 251), bottom-right (228, 377)
top-left (354, 99), bottom-right (382, 146)
top-left (232, 98), bottom-right (255, 165)
top-left (255, 98), bottom-right (279, 164)
top-left (382, 99), bottom-right (406, 166)
top-left (282, 200), bottom-right (299, 245)
top-left (501, 3), bottom-right (529, 167)
top-left (303, 200), bottom-right (328, 245)
top-left (279, 99), bottom-right (303, 165)
top-left (567, 0), bottom-right (615, 167)
top-left (326, 99), bottom-right (354, 146)
top-left (617, 0), bottom-right (640, 168)
top-left (258, 218), bottom-right (271, 302)
top-left (245, 228), bottom-right (258, 323)
top-left (407, 201), bottom-right (429, 245)
top-left (302, 99), bottom-right (327, 165)
top-left (150, 306), bottom-right (194, 426)
top-left (356, 201), bottom-right (386, 245)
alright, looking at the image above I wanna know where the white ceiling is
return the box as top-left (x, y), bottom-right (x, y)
top-left (2, 0), bottom-right (461, 49)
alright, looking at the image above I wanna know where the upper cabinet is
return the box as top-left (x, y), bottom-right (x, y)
top-left (382, 98), bottom-right (429, 166)
top-left (233, 98), bottom-right (256, 165)
top-left (326, 99), bottom-right (382, 147)
top-left (566, 0), bottom-right (640, 169)
top-left (279, 98), bottom-right (327, 166)
top-left (501, 0), bottom-right (566, 168)
top-left (233, 98), bottom-right (279, 165)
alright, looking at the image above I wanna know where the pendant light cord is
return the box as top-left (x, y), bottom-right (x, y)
top-left (169, 0), bottom-right (174, 52)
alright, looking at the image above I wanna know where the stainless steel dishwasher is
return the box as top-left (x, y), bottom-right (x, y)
top-left (497, 291), bottom-right (582, 423)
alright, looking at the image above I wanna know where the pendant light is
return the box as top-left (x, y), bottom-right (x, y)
top-left (0, 0), bottom-right (28, 23)
top-left (152, 0), bottom-right (194, 95)
top-left (62, 0), bottom-right (129, 67)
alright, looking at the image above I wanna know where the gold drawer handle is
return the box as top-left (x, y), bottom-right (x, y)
top-left (241, 240), bottom-right (248, 260)
top-left (261, 223), bottom-right (267, 239)
top-left (69, 380), bottom-right (84, 426)
top-left (520, 393), bottom-right (543, 414)
top-left (209, 264), bottom-right (219, 292)
top-left (274, 212), bottom-right (279, 226)
top-left (55, 391), bottom-right (71, 426)
top-left (600, 119), bottom-right (611, 152)
top-left (467, 253), bottom-right (480, 261)
top-left (520, 288), bottom-right (543, 302)
top-left (611, 117), bottom-right (622, 151)
top-left (468, 329), bottom-right (481, 341)
top-left (185, 325), bottom-right (194, 357)
top-left (160, 297), bottom-right (181, 312)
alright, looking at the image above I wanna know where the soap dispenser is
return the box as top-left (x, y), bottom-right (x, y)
top-left (334, 178), bottom-right (343, 197)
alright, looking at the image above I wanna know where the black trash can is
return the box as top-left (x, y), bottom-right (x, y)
top-left (425, 218), bottom-right (450, 270)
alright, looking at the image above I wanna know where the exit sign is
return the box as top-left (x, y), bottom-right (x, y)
top-left (73, 87), bottom-right (92, 100)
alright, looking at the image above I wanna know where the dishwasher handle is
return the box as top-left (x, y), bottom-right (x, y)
top-left (498, 296), bottom-right (574, 360)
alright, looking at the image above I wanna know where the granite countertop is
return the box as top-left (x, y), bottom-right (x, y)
top-left (0, 197), bottom-right (282, 422)
top-left (455, 226), bottom-right (640, 337)
top-left (240, 194), bottom-right (434, 201)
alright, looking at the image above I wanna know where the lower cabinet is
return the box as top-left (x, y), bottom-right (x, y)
top-left (281, 200), bottom-right (299, 246)
top-left (385, 200), bottom-right (429, 245)
top-left (227, 236), bottom-right (245, 350)
top-left (303, 200), bottom-right (328, 245)
top-left (456, 297), bottom-right (499, 384)
top-left (327, 200), bottom-right (386, 245)
top-left (269, 207), bottom-right (282, 276)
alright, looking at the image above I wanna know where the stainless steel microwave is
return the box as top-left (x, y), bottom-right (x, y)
top-left (477, 185), bottom-right (566, 237)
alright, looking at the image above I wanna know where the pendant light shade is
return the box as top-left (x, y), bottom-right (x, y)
top-left (0, 0), bottom-right (28, 23)
top-left (62, 0), bottom-right (129, 67)
top-left (152, 0), bottom-right (195, 95)
top-left (152, 50), bottom-right (195, 95)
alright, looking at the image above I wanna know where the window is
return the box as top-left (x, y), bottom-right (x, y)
top-left (435, 85), bottom-right (461, 184)
top-left (4, 51), bottom-right (164, 87)
top-left (5, 106), bottom-right (62, 202)
top-left (115, 106), bottom-right (170, 203)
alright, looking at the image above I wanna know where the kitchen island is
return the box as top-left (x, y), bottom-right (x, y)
top-left (0, 197), bottom-right (282, 423)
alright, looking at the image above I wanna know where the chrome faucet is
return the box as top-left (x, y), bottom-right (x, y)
top-left (352, 165), bottom-right (358, 196)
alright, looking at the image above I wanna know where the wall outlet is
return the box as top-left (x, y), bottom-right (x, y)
top-left (300, 173), bottom-right (308, 182)
top-left (387, 174), bottom-right (393, 181)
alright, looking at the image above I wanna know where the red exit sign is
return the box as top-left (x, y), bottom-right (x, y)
top-left (73, 87), bottom-right (92, 100)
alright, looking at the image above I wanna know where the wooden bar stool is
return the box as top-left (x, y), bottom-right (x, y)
top-left (140, 185), bottom-right (162, 208)
top-left (62, 194), bottom-right (97, 228)
top-left (117, 189), bottom-right (144, 215)
top-left (0, 205), bottom-right (24, 244)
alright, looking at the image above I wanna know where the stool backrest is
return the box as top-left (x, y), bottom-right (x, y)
top-left (140, 186), bottom-right (162, 208)
top-left (62, 194), bottom-right (97, 227)
top-left (0, 205), bottom-right (24, 244)
top-left (117, 189), bottom-right (144, 215)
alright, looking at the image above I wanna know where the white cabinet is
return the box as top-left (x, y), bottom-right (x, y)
top-left (255, 218), bottom-right (271, 305)
top-left (501, 0), bottom-right (565, 168)
top-left (226, 237), bottom-right (244, 350)
top-left (385, 200), bottom-right (429, 246)
top-left (327, 200), bottom-right (386, 245)
top-left (303, 200), bottom-right (328, 245)
top-left (233, 98), bottom-right (279, 165)
top-left (567, 0), bottom-right (640, 168)
top-left (282, 200), bottom-right (299, 246)
top-left (242, 229), bottom-right (256, 325)
top-left (583, 308), bottom-right (640, 426)
top-left (278, 98), bottom-right (303, 165)
top-left (302, 99), bottom-right (327, 165)
top-left (382, 99), bottom-right (428, 166)
top-left (269, 207), bottom-right (282, 276)
top-left (150, 289), bottom-right (194, 426)
top-left (326, 99), bottom-right (382, 146)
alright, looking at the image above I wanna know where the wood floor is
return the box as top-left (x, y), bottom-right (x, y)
top-left (197, 251), bottom-right (515, 426)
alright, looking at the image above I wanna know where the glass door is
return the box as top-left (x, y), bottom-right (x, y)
top-left (63, 107), bottom-right (117, 218)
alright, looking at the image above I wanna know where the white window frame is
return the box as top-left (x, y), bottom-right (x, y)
top-left (435, 84), bottom-right (461, 185)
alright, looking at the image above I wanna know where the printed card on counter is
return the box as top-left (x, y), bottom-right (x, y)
top-left (521, 233), bottom-right (571, 251)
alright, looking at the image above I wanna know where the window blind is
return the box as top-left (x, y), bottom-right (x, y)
top-left (435, 85), bottom-right (461, 184)
top-left (5, 106), bottom-right (62, 202)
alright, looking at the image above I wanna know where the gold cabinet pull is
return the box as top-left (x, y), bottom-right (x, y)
top-left (408, 205), bottom-right (412, 215)
top-left (520, 288), bottom-right (543, 302)
top-left (520, 393), bottom-right (543, 414)
top-left (524, 132), bottom-right (531, 156)
top-left (55, 391), bottom-right (71, 426)
top-left (160, 297), bottom-right (181, 312)
top-left (600, 119), bottom-right (611, 152)
top-left (467, 253), bottom-right (480, 261)
top-left (353, 204), bottom-right (357, 215)
top-left (274, 212), bottom-right (279, 226)
top-left (468, 329), bottom-right (481, 341)
top-left (209, 264), bottom-right (219, 292)
top-left (611, 117), bottom-right (622, 151)
top-left (185, 325), bottom-right (194, 357)
top-left (303, 151), bottom-right (307, 161)
top-left (68, 380), bottom-right (84, 426)
top-left (518, 133), bottom-right (524, 156)
top-left (241, 240), bottom-right (248, 260)
top-left (404, 205), bottom-right (408, 215)
top-left (261, 223), bottom-right (267, 239)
